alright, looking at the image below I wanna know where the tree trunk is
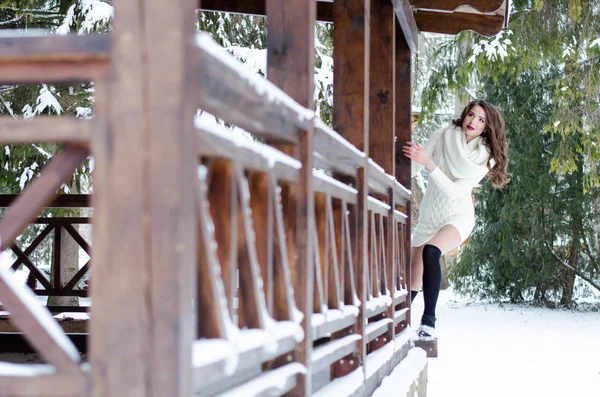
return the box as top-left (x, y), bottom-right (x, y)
top-left (560, 245), bottom-right (578, 307)
top-left (47, 223), bottom-right (80, 308)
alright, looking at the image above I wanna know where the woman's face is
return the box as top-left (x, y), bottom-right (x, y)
top-left (462, 105), bottom-right (487, 141)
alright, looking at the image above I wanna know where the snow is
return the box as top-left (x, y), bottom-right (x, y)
top-left (195, 32), bottom-right (315, 126)
top-left (195, 113), bottom-right (301, 169)
top-left (404, 289), bottom-right (600, 397)
top-left (365, 294), bottom-right (393, 314)
top-left (220, 362), bottom-right (306, 397)
top-left (371, 347), bottom-right (427, 397)
top-left (56, 0), bottom-right (114, 35)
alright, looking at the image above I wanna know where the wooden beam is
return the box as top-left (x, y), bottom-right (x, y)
top-left (394, 24), bottom-right (411, 196)
top-left (199, 0), bottom-right (334, 22)
top-left (369, 0), bottom-right (395, 175)
top-left (394, 21), bottom-right (412, 330)
top-left (0, 363), bottom-right (87, 397)
top-left (266, 1), bottom-right (316, 394)
top-left (0, 144), bottom-right (89, 251)
top-left (411, 0), bottom-right (504, 13)
top-left (333, 0), bottom-right (370, 153)
top-left (144, 0), bottom-right (198, 395)
top-left (415, 10), bottom-right (505, 36)
top-left (333, 0), bottom-right (370, 379)
top-left (0, 194), bottom-right (90, 208)
top-left (391, 0), bottom-right (418, 53)
top-left (90, 0), bottom-right (151, 396)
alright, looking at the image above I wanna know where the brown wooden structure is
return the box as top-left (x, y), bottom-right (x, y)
top-left (0, 1), bottom-right (508, 396)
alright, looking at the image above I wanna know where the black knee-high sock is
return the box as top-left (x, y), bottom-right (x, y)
top-left (421, 244), bottom-right (442, 327)
top-left (411, 290), bottom-right (419, 302)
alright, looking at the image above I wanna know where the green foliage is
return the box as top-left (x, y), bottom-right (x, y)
top-left (420, 0), bottom-right (600, 304)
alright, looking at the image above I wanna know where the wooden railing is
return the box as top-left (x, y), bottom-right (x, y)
top-left (0, 5), bottom-right (417, 397)
top-left (191, 32), bottom-right (413, 395)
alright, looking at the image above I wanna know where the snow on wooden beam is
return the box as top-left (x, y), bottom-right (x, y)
top-left (411, 0), bottom-right (504, 13)
top-left (391, 0), bottom-right (419, 53)
top-left (196, 32), bottom-right (313, 144)
top-left (0, 363), bottom-right (87, 397)
top-left (414, 9), bottom-right (505, 36)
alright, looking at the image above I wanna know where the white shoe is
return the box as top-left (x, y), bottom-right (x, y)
top-left (417, 325), bottom-right (436, 339)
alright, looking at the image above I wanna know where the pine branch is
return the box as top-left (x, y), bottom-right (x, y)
top-left (545, 242), bottom-right (600, 292)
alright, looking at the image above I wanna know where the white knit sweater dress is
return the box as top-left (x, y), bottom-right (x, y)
top-left (411, 125), bottom-right (492, 248)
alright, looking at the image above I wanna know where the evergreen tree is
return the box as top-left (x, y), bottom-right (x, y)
top-left (420, 0), bottom-right (600, 305)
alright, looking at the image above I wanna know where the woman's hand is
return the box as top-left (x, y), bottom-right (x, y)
top-left (402, 141), bottom-right (437, 172)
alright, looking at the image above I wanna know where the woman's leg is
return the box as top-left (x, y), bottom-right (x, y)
top-left (410, 245), bottom-right (425, 292)
top-left (420, 225), bottom-right (462, 330)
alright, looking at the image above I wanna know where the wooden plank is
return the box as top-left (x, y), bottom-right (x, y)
top-left (10, 244), bottom-right (53, 290)
top-left (0, 144), bottom-right (89, 251)
top-left (325, 197), bottom-right (342, 310)
top-left (355, 166), bottom-right (368, 375)
top-left (311, 307), bottom-right (358, 341)
top-left (266, 0), bottom-right (316, 108)
top-left (311, 334), bottom-right (361, 374)
top-left (62, 223), bottom-right (91, 256)
top-left (410, 0), bottom-right (505, 13)
top-left (394, 23), bottom-right (412, 329)
top-left (200, 0), bottom-right (334, 22)
top-left (0, 33), bottom-right (109, 83)
top-left (217, 363), bottom-right (304, 397)
top-left (249, 172), bottom-right (274, 314)
top-left (386, 188), bottom-right (396, 340)
top-left (0, 118), bottom-right (97, 144)
top-left (393, 308), bottom-right (409, 326)
top-left (365, 317), bottom-right (392, 344)
top-left (144, 0), bottom-right (198, 393)
top-left (208, 160), bottom-right (238, 318)
top-left (312, 172), bottom-right (358, 205)
top-left (0, 265), bottom-right (81, 373)
top-left (236, 168), bottom-right (269, 330)
top-left (197, 168), bottom-right (230, 340)
top-left (314, 120), bottom-right (365, 174)
top-left (10, 224), bottom-right (53, 270)
top-left (0, 363), bottom-right (87, 397)
top-left (196, 33), bottom-right (306, 145)
top-left (196, 124), bottom-right (300, 182)
top-left (414, 10), bottom-right (505, 36)
top-left (342, 201), bottom-right (357, 306)
top-left (369, 0), bottom-right (396, 176)
top-left (292, 130), bottom-right (315, 395)
top-left (0, 32), bottom-right (109, 62)
top-left (333, 0), bottom-right (370, 153)
top-left (89, 0), bottom-right (150, 395)
top-left (414, 337), bottom-right (438, 358)
top-left (271, 177), bottom-right (296, 321)
top-left (391, 0), bottom-right (418, 53)
top-left (313, 193), bottom-right (328, 314)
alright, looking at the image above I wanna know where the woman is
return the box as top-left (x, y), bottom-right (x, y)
top-left (402, 100), bottom-right (509, 338)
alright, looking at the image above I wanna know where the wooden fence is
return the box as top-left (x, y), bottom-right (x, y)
top-left (0, 0), bottom-right (510, 396)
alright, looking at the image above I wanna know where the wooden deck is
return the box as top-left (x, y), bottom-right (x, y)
top-left (0, 1), bottom-right (508, 396)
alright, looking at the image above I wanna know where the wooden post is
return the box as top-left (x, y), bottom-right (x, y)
top-left (267, 1), bottom-right (316, 395)
top-left (394, 24), bottom-right (413, 324)
top-left (91, 1), bottom-right (197, 396)
top-left (369, 0), bottom-right (395, 175)
top-left (333, 0), bottom-right (370, 378)
top-left (369, 0), bottom-right (396, 344)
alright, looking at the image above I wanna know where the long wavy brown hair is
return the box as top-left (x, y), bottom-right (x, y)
top-left (452, 100), bottom-right (510, 189)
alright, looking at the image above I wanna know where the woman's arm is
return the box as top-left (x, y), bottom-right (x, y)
top-left (404, 128), bottom-right (443, 177)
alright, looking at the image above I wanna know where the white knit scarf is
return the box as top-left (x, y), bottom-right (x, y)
top-left (443, 125), bottom-right (490, 179)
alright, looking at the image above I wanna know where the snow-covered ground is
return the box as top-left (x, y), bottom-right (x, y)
top-left (374, 288), bottom-right (600, 397)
